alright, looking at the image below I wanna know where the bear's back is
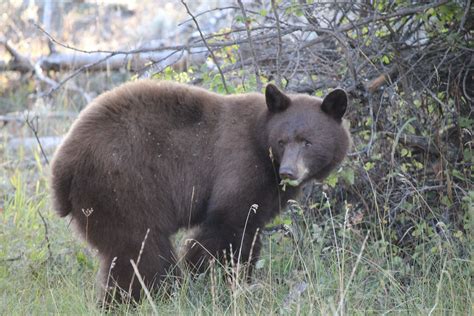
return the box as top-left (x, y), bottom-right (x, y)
top-left (61, 81), bottom-right (225, 164)
top-left (75, 80), bottom-right (222, 136)
top-left (51, 81), bottom-right (227, 223)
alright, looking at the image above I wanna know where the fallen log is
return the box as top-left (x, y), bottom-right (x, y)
top-left (37, 50), bottom-right (206, 73)
top-left (1, 41), bottom-right (208, 74)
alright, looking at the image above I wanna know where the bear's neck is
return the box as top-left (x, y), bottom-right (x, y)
top-left (253, 109), bottom-right (271, 154)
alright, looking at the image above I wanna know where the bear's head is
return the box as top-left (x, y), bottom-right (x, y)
top-left (265, 84), bottom-right (351, 187)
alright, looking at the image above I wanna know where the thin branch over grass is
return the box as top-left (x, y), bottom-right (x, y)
top-left (271, 0), bottom-right (283, 88)
top-left (181, 0), bottom-right (229, 93)
top-left (130, 259), bottom-right (158, 315)
top-left (25, 112), bottom-right (49, 165)
top-left (237, 0), bottom-right (262, 90)
top-left (128, 228), bottom-right (151, 299)
top-left (36, 209), bottom-right (52, 261)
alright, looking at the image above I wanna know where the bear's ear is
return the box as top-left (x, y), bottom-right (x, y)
top-left (321, 89), bottom-right (347, 121)
top-left (265, 84), bottom-right (291, 113)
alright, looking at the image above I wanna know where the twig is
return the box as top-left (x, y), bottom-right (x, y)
top-left (246, 227), bottom-right (260, 277)
top-left (37, 209), bottom-right (52, 261)
top-left (33, 61), bottom-right (59, 87)
top-left (462, 55), bottom-right (472, 101)
top-left (190, 25), bottom-right (277, 44)
top-left (138, 49), bottom-right (185, 78)
top-left (40, 53), bottom-right (116, 98)
top-left (24, 112), bottom-right (49, 164)
top-left (237, 204), bottom-right (258, 272)
top-left (318, 28), bottom-right (358, 84)
top-left (178, 6), bottom-right (290, 27)
top-left (128, 228), bottom-right (151, 299)
top-left (428, 257), bottom-right (448, 316)
top-left (101, 256), bottom-right (117, 311)
top-left (459, 0), bottom-right (471, 32)
top-left (271, 0), bottom-right (283, 88)
top-left (178, 6), bottom-right (238, 26)
top-left (130, 259), bottom-right (158, 315)
top-left (336, 231), bottom-right (370, 314)
top-left (180, 0), bottom-right (229, 93)
top-left (390, 117), bottom-right (417, 166)
top-left (0, 254), bottom-right (23, 262)
top-left (237, 0), bottom-right (262, 90)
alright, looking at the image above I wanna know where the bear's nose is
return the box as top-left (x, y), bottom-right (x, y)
top-left (279, 167), bottom-right (297, 180)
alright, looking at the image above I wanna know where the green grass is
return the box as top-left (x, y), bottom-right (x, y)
top-left (0, 157), bottom-right (471, 315)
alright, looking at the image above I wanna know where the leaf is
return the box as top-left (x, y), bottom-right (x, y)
top-left (401, 148), bottom-right (409, 157)
top-left (326, 173), bottom-right (338, 188)
top-left (280, 178), bottom-right (299, 190)
top-left (341, 168), bottom-right (355, 185)
top-left (364, 162), bottom-right (374, 171)
top-left (283, 218), bottom-right (292, 226)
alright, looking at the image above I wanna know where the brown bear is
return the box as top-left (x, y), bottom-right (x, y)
top-left (50, 80), bottom-right (350, 302)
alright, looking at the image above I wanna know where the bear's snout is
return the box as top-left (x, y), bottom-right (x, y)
top-left (279, 166), bottom-right (297, 180)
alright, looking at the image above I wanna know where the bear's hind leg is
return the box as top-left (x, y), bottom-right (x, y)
top-left (98, 233), bottom-right (179, 304)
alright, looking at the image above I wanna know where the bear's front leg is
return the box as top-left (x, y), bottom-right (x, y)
top-left (183, 216), bottom-right (262, 278)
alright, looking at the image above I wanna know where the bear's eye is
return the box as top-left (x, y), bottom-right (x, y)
top-left (278, 140), bottom-right (285, 147)
top-left (303, 140), bottom-right (312, 147)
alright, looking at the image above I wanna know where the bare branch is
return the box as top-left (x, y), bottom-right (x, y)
top-left (271, 0), bottom-right (283, 88)
top-left (37, 209), bottom-right (52, 261)
top-left (237, 0), bottom-right (262, 90)
top-left (40, 53), bottom-right (117, 98)
top-left (181, 0), bottom-right (229, 93)
top-left (25, 112), bottom-right (50, 165)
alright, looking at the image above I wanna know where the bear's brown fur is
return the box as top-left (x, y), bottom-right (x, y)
top-left (50, 80), bottom-right (350, 302)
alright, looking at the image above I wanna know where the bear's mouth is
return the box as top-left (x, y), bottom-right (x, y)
top-left (280, 178), bottom-right (300, 188)
top-left (279, 167), bottom-right (309, 189)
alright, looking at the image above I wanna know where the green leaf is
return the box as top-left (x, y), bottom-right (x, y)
top-left (341, 168), bottom-right (355, 185)
top-left (326, 173), bottom-right (338, 188)
top-left (283, 218), bottom-right (292, 225)
top-left (364, 162), bottom-right (374, 171)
